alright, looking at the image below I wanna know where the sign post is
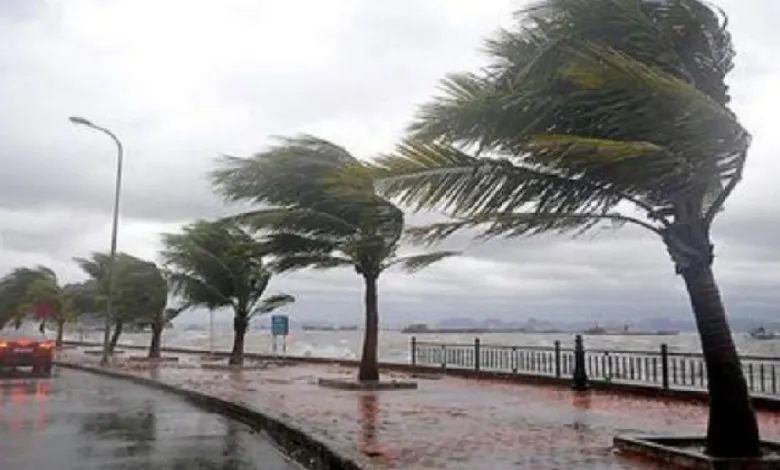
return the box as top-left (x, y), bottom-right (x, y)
top-left (270, 315), bottom-right (289, 357)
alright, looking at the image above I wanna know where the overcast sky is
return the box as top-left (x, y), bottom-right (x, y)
top-left (0, 0), bottom-right (777, 326)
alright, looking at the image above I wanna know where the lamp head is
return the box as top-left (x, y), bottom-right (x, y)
top-left (68, 116), bottom-right (93, 126)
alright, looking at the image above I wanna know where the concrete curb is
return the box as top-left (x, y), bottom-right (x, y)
top-left (56, 361), bottom-right (365, 470)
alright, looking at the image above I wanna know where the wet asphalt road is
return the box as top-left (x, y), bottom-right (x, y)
top-left (0, 368), bottom-right (304, 470)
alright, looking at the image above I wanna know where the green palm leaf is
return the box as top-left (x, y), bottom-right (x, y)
top-left (387, 251), bottom-right (460, 273)
top-left (251, 294), bottom-right (295, 317)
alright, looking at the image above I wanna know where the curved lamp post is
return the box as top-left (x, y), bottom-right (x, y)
top-left (69, 116), bottom-right (124, 367)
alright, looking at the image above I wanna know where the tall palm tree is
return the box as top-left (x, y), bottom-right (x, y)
top-left (75, 253), bottom-right (168, 354)
top-left (146, 304), bottom-right (189, 359)
top-left (371, 0), bottom-right (757, 457)
top-left (211, 135), bottom-right (458, 382)
top-left (160, 220), bottom-right (295, 366)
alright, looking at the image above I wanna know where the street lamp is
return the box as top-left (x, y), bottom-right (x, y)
top-left (69, 116), bottom-right (124, 367)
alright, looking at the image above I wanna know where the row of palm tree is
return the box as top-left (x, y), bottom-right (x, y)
top-left (0, 0), bottom-right (755, 458)
top-left (193, 0), bottom-right (757, 458)
top-left (0, 231), bottom-right (297, 365)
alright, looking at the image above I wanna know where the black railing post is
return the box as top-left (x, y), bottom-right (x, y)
top-left (554, 340), bottom-right (562, 378)
top-left (474, 338), bottom-right (481, 372)
top-left (660, 344), bottom-right (670, 390)
top-left (572, 335), bottom-right (589, 391)
top-left (411, 336), bottom-right (417, 367)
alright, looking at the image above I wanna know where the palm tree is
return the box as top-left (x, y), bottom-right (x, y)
top-left (370, 0), bottom-right (757, 457)
top-left (160, 220), bottom-right (295, 366)
top-left (75, 253), bottom-right (168, 354)
top-left (24, 275), bottom-right (74, 346)
top-left (211, 135), bottom-right (458, 382)
top-left (0, 266), bottom-right (58, 330)
top-left (147, 304), bottom-right (189, 359)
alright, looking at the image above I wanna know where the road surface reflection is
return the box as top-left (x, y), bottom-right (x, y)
top-left (0, 369), bottom-right (302, 469)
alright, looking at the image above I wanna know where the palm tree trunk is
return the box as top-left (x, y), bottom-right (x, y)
top-left (55, 319), bottom-right (65, 347)
top-left (229, 314), bottom-right (248, 366)
top-left (682, 264), bottom-right (760, 457)
top-left (148, 321), bottom-right (162, 359)
top-left (108, 321), bottom-right (123, 355)
top-left (358, 273), bottom-right (380, 382)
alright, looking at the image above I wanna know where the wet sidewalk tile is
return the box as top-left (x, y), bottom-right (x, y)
top-left (59, 349), bottom-right (780, 470)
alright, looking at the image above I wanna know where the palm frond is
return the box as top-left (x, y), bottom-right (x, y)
top-left (374, 139), bottom-right (624, 217)
top-left (227, 207), bottom-right (359, 239)
top-left (251, 294), bottom-right (295, 317)
top-left (262, 233), bottom-right (339, 257)
top-left (387, 251), bottom-right (460, 273)
top-left (377, 0), bottom-right (745, 240)
top-left (211, 134), bottom-right (368, 207)
top-left (405, 210), bottom-right (658, 245)
top-left (166, 272), bottom-right (231, 310)
top-left (270, 255), bottom-right (354, 273)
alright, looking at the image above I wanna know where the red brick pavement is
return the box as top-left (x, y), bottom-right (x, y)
top-left (60, 350), bottom-right (780, 470)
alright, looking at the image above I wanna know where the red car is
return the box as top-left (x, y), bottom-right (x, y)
top-left (0, 327), bottom-right (54, 376)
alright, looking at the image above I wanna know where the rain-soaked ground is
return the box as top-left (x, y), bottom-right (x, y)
top-left (59, 349), bottom-right (780, 470)
top-left (0, 367), bottom-right (303, 470)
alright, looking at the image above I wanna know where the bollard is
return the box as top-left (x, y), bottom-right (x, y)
top-left (554, 340), bottom-right (562, 378)
top-left (660, 343), bottom-right (670, 390)
top-left (474, 338), bottom-right (481, 372)
top-left (572, 335), bottom-right (589, 391)
top-left (411, 336), bottom-right (417, 367)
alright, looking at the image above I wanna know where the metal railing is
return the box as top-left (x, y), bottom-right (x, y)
top-left (410, 336), bottom-right (780, 396)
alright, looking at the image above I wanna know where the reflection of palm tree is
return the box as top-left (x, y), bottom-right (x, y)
top-left (79, 399), bottom-right (156, 459)
top-left (358, 392), bottom-right (380, 457)
top-left (221, 421), bottom-right (240, 470)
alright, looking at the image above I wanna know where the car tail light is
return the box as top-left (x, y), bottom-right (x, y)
top-left (38, 341), bottom-right (54, 351)
top-left (0, 341), bottom-right (7, 349)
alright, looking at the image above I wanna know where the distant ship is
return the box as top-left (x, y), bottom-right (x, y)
top-left (748, 327), bottom-right (780, 340)
top-left (302, 324), bottom-right (335, 331)
top-left (582, 324), bottom-right (679, 336)
top-left (301, 324), bottom-right (359, 332)
top-left (400, 323), bottom-right (560, 334)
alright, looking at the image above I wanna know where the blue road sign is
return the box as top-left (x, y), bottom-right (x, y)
top-left (271, 315), bottom-right (289, 336)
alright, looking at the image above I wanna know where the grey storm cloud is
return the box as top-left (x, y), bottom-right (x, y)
top-left (0, 0), bottom-right (777, 326)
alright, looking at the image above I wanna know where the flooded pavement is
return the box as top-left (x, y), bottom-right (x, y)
top-left (0, 368), bottom-right (303, 470)
top-left (61, 348), bottom-right (780, 470)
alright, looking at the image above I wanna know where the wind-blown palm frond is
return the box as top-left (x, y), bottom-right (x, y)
top-left (386, 251), bottom-right (460, 273)
top-left (164, 303), bottom-right (191, 323)
top-left (375, 0), bottom-right (745, 241)
top-left (270, 255), bottom-right (355, 273)
top-left (75, 253), bottom-right (167, 325)
top-left (166, 272), bottom-right (231, 310)
top-left (374, 140), bottom-right (626, 219)
top-left (227, 207), bottom-right (360, 239)
top-left (251, 294), bottom-right (295, 317)
top-left (404, 210), bottom-right (659, 246)
top-left (211, 134), bottom-right (370, 207)
top-left (161, 220), bottom-right (280, 318)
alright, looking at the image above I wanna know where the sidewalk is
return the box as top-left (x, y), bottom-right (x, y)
top-left (58, 348), bottom-right (780, 470)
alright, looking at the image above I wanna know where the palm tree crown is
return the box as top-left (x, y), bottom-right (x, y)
top-left (374, 0), bottom-right (744, 266)
top-left (211, 135), bottom-right (458, 381)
